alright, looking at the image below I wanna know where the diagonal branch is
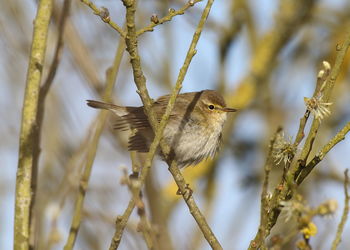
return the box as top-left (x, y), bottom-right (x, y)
top-left (63, 39), bottom-right (126, 250)
top-left (136, 0), bottom-right (202, 36)
top-left (331, 169), bottom-right (350, 250)
top-left (80, 0), bottom-right (126, 38)
top-left (110, 0), bottom-right (222, 249)
top-left (296, 122), bottom-right (350, 184)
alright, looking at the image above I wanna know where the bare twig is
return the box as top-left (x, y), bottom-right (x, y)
top-left (253, 127), bottom-right (282, 249)
top-left (14, 0), bottom-right (53, 249)
top-left (136, 0), bottom-right (202, 36)
top-left (296, 31), bottom-right (350, 171)
top-left (331, 169), bottom-right (350, 250)
top-left (80, 0), bottom-right (126, 38)
top-left (109, 200), bottom-right (135, 250)
top-left (297, 122), bottom-right (350, 184)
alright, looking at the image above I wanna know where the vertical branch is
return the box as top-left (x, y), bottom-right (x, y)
top-left (331, 169), bottom-right (350, 250)
top-left (14, 0), bottom-right (53, 249)
top-left (253, 127), bottom-right (281, 249)
top-left (63, 39), bottom-right (126, 250)
top-left (30, 0), bottom-right (72, 247)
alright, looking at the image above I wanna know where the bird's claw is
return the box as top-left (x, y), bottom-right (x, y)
top-left (176, 184), bottom-right (193, 201)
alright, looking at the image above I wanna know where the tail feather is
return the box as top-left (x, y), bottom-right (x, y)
top-left (86, 100), bottom-right (151, 129)
top-left (86, 100), bottom-right (128, 116)
top-left (86, 100), bottom-right (117, 110)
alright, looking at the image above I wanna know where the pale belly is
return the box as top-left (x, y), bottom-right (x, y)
top-left (163, 120), bottom-right (223, 168)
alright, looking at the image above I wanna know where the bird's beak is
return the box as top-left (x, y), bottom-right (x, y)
top-left (221, 107), bottom-right (237, 112)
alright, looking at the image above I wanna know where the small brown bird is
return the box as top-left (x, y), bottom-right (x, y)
top-left (87, 90), bottom-right (236, 167)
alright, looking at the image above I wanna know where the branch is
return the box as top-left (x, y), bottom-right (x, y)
top-left (14, 0), bottom-right (53, 249)
top-left (109, 200), bottom-right (135, 250)
top-left (252, 127), bottom-right (282, 249)
top-left (121, 170), bottom-right (159, 250)
top-left (63, 39), bottom-right (125, 250)
top-left (331, 169), bottom-right (350, 250)
top-left (110, 0), bottom-right (222, 249)
top-left (296, 122), bottom-right (350, 184)
top-left (29, 1), bottom-right (72, 247)
top-left (136, 0), bottom-right (202, 36)
top-left (80, 0), bottom-right (126, 38)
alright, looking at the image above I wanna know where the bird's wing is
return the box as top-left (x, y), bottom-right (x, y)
top-left (114, 106), bottom-right (151, 130)
top-left (127, 130), bottom-right (152, 152)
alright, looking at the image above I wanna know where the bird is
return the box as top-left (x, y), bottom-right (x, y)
top-left (87, 90), bottom-right (237, 168)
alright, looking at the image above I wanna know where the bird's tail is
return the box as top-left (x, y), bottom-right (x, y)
top-left (86, 100), bottom-right (128, 116)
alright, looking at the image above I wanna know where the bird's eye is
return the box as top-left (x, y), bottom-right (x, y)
top-left (208, 105), bottom-right (215, 110)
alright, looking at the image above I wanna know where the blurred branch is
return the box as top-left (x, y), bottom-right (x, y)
top-left (41, 0), bottom-right (71, 96)
top-left (80, 0), bottom-right (126, 38)
top-left (45, 118), bottom-right (96, 249)
top-left (30, 0), bottom-right (72, 247)
top-left (217, 0), bottom-right (246, 92)
top-left (65, 20), bottom-right (103, 91)
top-left (14, 0), bottom-right (53, 249)
top-left (136, 0), bottom-right (201, 36)
top-left (331, 169), bottom-right (350, 250)
top-left (63, 39), bottom-right (125, 250)
top-left (242, 0), bottom-right (315, 101)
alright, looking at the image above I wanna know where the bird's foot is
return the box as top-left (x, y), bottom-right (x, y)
top-left (176, 183), bottom-right (193, 201)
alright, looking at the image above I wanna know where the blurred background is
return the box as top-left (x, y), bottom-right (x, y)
top-left (2, 0), bottom-right (350, 249)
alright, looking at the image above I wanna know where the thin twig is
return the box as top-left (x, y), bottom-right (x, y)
top-left (253, 127), bottom-right (282, 249)
top-left (136, 0), bottom-right (202, 36)
top-left (123, 170), bottom-right (159, 250)
top-left (296, 31), bottom-right (350, 171)
top-left (167, 161), bottom-right (222, 249)
top-left (63, 39), bottom-right (125, 250)
top-left (296, 122), bottom-right (350, 185)
top-left (14, 0), bottom-right (53, 249)
top-left (293, 110), bottom-right (311, 147)
top-left (109, 200), bottom-right (135, 250)
top-left (80, 0), bottom-right (126, 38)
top-left (331, 169), bottom-right (350, 250)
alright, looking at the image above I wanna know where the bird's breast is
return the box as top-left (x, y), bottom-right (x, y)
top-left (163, 116), bottom-right (224, 167)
